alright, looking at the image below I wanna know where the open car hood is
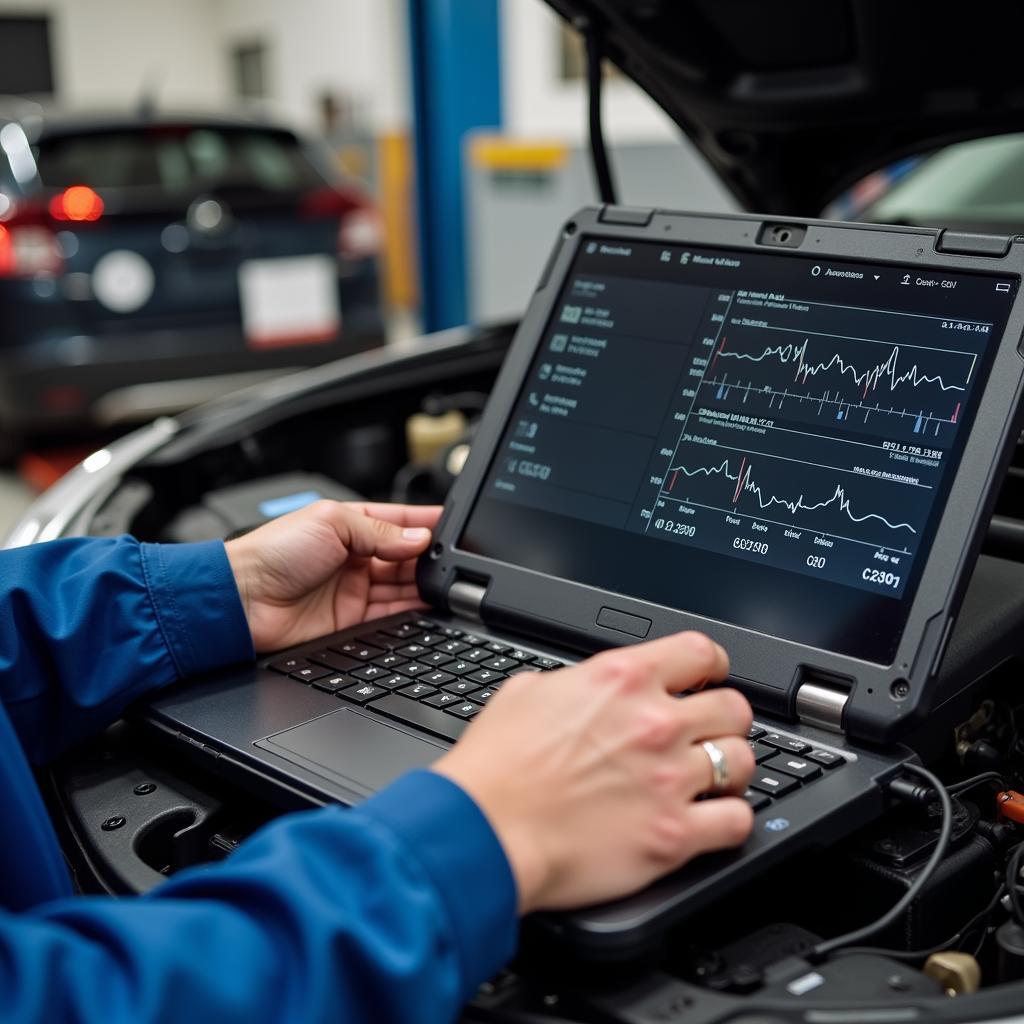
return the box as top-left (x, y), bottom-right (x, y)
top-left (545, 0), bottom-right (1024, 216)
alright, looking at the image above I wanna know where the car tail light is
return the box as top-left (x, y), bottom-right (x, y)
top-left (0, 191), bottom-right (88, 277)
top-left (301, 185), bottom-right (381, 260)
top-left (49, 185), bottom-right (104, 222)
top-left (0, 218), bottom-right (63, 277)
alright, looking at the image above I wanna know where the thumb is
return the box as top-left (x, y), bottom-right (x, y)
top-left (331, 505), bottom-right (434, 562)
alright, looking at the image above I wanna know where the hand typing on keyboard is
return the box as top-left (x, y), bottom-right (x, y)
top-left (433, 632), bottom-right (755, 913)
top-left (225, 500), bottom-right (442, 651)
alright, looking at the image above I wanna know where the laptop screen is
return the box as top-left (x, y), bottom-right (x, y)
top-left (459, 237), bottom-right (1017, 663)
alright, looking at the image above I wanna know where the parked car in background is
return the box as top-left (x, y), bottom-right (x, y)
top-left (0, 100), bottom-right (384, 446)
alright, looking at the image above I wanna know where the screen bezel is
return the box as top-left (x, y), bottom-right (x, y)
top-left (418, 207), bottom-right (1024, 744)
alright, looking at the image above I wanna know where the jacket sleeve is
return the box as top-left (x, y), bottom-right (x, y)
top-left (0, 536), bottom-right (254, 764)
top-left (0, 770), bottom-right (519, 1024)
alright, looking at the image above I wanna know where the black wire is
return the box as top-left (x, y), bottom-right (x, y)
top-left (947, 771), bottom-right (1007, 796)
top-left (812, 763), bottom-right (953, 959)
top-left (831, 882), bottom-right (1008, 963)
top-left (584, 21), bottom-right (617, 205)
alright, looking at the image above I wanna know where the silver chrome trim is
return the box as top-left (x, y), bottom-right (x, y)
top-left (795, 681), bottom-right (848, 733)
top-left (3, 417), bottom-right (180, 548)
top-left (448, 580), bottom-right (486, 622)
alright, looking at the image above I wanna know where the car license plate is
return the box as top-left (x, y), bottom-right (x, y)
top-left (238, 255), bottom-right (340, 349)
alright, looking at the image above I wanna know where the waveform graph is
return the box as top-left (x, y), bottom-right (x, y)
top-left (662, 449), bottom-right (930, 554)
top-left (701, 324), bottom-right (978, 442)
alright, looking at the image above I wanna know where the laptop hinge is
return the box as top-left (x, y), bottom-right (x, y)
top-left (795, 681), bottom-right (848, 733)
top-left (448, 579), bottom-right (487, 623)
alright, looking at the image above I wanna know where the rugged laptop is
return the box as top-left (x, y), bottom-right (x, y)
top-left (144, 206), bottom-right (1024, 956)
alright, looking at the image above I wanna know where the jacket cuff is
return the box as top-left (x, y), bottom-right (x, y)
top-left (139, 541), bottom-right (254, 678)
top-left (359, 769), bottom-right (518, 995)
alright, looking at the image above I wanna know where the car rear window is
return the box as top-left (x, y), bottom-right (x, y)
top-left (33, 127), bottom-right (325, 193)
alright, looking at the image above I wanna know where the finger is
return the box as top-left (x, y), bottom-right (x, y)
top-left (367, 582), bottom-right (421, 604)
top-left (678, 734), bottom-right (754, 797)
top-left (325, 504), bottom-right (435, 563)
top-left (354, 503), bottom-right (443, 530)
top-left (674, 798), bottom-right (754, 863)
top-left (368, 557), bottom-right (418, 585)
top-left (588, 631), bottom-right (729, 695)
top-left (364, 597), bottom-right (429, 620)
top-left (673, 689), bottom-right (753, 745)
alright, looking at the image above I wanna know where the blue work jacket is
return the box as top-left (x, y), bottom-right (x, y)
top-left (0, 536), bottom-right (516, 1023)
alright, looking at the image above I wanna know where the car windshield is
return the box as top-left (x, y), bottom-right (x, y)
top-left (832, 133), bottom-right (1024, 232)
top-left (33, 126), bottom-right (325, 193)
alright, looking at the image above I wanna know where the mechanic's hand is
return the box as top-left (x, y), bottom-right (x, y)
top-left (225, 500), bottom-right (441, 652)
top-left (433, 632), bottom-right (754, 913)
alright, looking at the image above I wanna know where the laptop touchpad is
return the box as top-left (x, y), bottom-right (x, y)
top-left (258, 708), bottom-right (447, 795)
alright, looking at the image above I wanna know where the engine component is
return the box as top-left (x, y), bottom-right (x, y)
top-left (923, 951), bottom-right (981, 995)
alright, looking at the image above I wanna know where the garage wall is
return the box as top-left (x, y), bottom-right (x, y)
top-left (211, 0), bottom-right (410, 133)
top-left (0, 0), bottom-right (229, 108)
top-left (499, 0), bottom-right (678, 142)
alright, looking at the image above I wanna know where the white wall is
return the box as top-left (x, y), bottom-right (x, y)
top-left (210, 0), bottom-right (410, 133)
top-left (0, 0), bottom-right (410, 133)
top-left (500, 0), bottom-right (679, 142)
top-left (0, 0), bottom-right (229, 109)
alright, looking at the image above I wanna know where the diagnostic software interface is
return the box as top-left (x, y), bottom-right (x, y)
top-left (460, 238), bottom-right (1018, 663)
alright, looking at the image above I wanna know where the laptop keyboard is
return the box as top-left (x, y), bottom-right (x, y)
top-left (267, 612), bottom-right (846, 811)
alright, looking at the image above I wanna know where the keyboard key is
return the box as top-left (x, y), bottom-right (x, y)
top-left (268, 656), bottom-right (308, 674)
top-left (483, 656), bottom-right (518, 672)
top-left (749, 741), bottom-right (776, 764)
top-left (461, 634), bottom-right (487, 647)
top-left (290, 665), bottom-right (332, 683)
top-left (415, 633), bottom-right (446, 648)
top-left (369, 693), bottom-right (465, 741)
top-left (448, 701), bottom-right (482, 719)
top-left (507, 665), bottom-right (539, 677)
top-left (333, 642), bottom-right (384, 661)
top-left (383, 622), bottom-right (421, 640)
top-left (440, 627), bottom-right (463, 638)
top-left (461, 647), bottom-right (492, 663)
top-left (761, 733), bottom-right (811, 756)
top-left (308, 650), bottom-right (362, 673)
top-left (397, 643), bottom-right (432, 658)
top-left (352, 664), bottom-right (390, 682)
top-left (424, 692), bottom-right (462, 709)
top-left (468, 668), bottom-right (505, 686)
top-left (413, 619), bottom-right (438, 630)
top-left (312, 674), bottom-right (354, 694)
top-left (446, 660), bottom-right (477, 676)
top-left (765, 755), bottom-right (822, 781)
top-left (377, 674), bottom-right (411, 690)
top-left (423, 670), bottom-right (455, 687)
top-left (509, 648), bottom-right (533, 662)
top-left (749, 770), bottom-right (800, 798)
top-left (422, 651), bottom-right (453, 667)
top-left (438, 639), bottom-right (469, 656)
top-left (357, 632), bottom-right (398, 650)
top-left (748, 724), bottom-right (766, 740)
top-left (532, 656), bottom-right (563, 670)
top-left (743, 789), bottom-right (771, 812)
top-left (373, 653), bottom-right (408, 670)
top-left (397, 682), bottom-right (438, 700)
top-left (485, 642), bottom-right (511, 654)
top-left (340, 682), bottom-right (387, 704)
top-left (806, 749), bottom-right (843, 769)
top-left (442, 679), bottom-right (481, 696)
top-left (396, 661), bottom-right (431, 678)
top-left (474, 688), bottom-right (499, 703)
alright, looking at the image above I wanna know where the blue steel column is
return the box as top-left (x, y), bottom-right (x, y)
top-left (408, 0), bottom-right (502, 332)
